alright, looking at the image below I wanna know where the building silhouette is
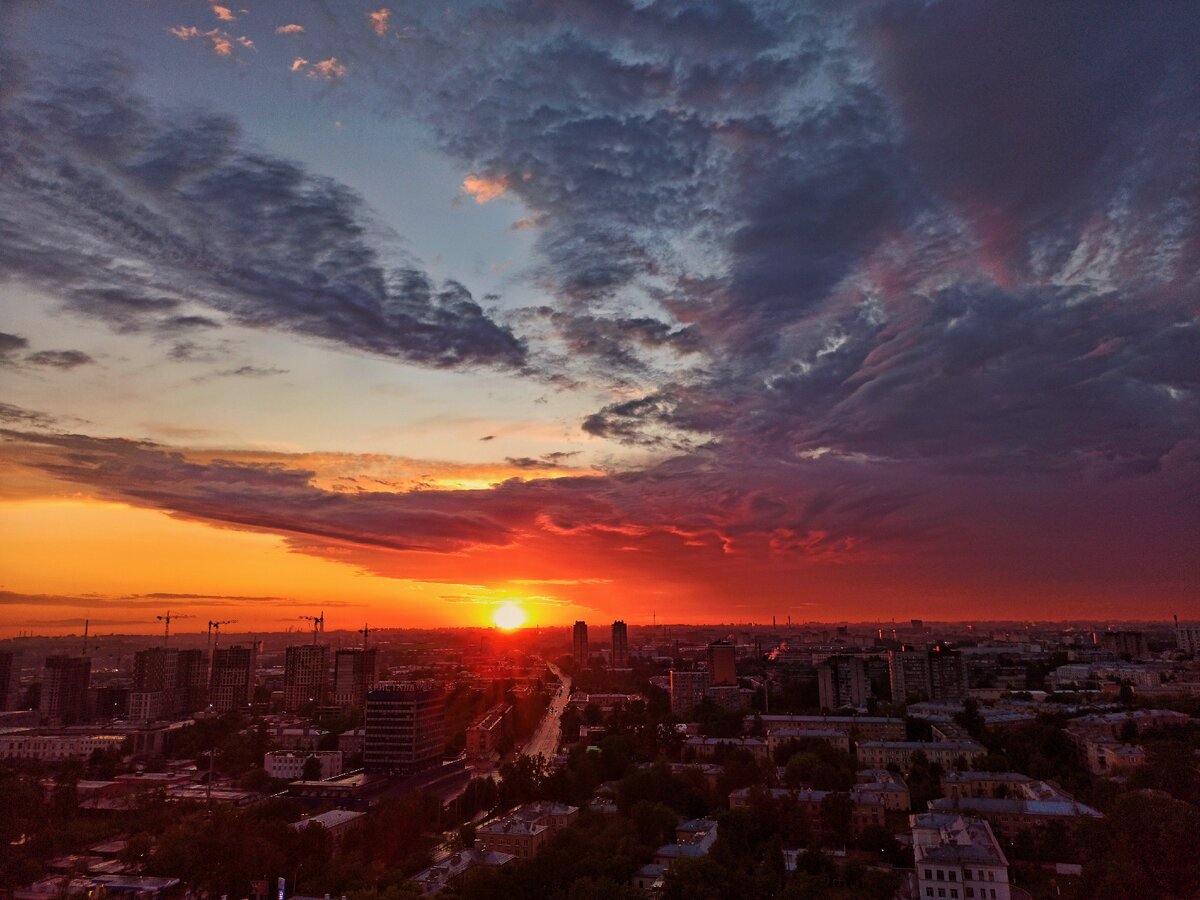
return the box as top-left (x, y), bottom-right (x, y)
top-left (611, 621), bottom-right (628, 669)
top-left (706, 640), bottom-right (737, 686)
top-left (284, 644), bottom-right (330, 711)
top-left (818, 655), bottom-right (870, 710)
top-left (210, 644), bottom-right (257, 712)
top-left (334, 648), bottom-right (378, 708)
top-left (364, 680), bottom-right (445, 776)
top-left (573, 621), bottom-right (589, 666)
top-left (40, 655), bottom-right (91, 725)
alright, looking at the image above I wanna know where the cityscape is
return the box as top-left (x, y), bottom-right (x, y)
top-left (1, 618), bottom-right (1199, 899)
top-left (2, 2), bottom-right (1199, 900)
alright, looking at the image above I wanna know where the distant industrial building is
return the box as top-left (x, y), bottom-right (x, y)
top-left (364, 680), bottom-right (445, 776)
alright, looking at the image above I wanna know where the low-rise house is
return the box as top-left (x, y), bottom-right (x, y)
top-left (289, 809), bottom-right (367, 854)
top-left (264, 749), bottom-right (343, 781)
top-left (685, 736), bottom-right (769, 761)
top-left (855, 768), bottom-right (911, 811)
top-left (655, 818), bottom-right (718, 868)
top-left (927, 796), bottom-right (1102, 841)
top-left (767, 727), bottom-right (851, 755)
top-left (476, 802), bottom-right (579, 860)
top-left (856, 740), bottom-right (986, 771)
top-left (912, 813), bottom-right (1012, 900)
top-left (747, 715), bottom-right (905, 741)
top-left (728, 786), bottom-right (886, 837)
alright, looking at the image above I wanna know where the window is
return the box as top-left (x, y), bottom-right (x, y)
top-left (950, 892), bottom-right (957, 899)
top-left (926, 890), bottom-right (933, 898)
top-left (937, 870), bottom-right (945, 881)
top-left (966, 890), bottom-right (974, 898)
top-left (949, 872), bottom-right (957, 881)
top-left (925, 870), bottom-right (933, 880)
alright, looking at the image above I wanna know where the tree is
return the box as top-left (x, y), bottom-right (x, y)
top-left (630, 801), bottom-right (677, 848)
top-left (302, 755), bottom-right (324, 781)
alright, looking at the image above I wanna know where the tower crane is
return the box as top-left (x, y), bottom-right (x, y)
top-left (156, 610), bottom-right (194, 644)
top-left (299, 612), bottom-right (325, 644)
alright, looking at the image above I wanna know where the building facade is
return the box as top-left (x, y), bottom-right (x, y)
top-left (333, 648), bottom-right (378, 708)
top-left (572, 621), bottom-right (589, 666)
top-left (911, 813), bottom-right (1012, 900)
top-left (817, 655), bottom-right (870, 710)
top-left (284, 644), bottom-right (330, 711)
top-left (40, 656), bottom-right (91, 725)
top-left (669, 669), bottom-right (708, 717)
top-left (706, 640), bottom-right (737, 686)
top-left (364, 680), bottom-right (445, 776)
top-left (611, 621), bottom-right (628, 669)
top-left (209, 645), bottom-right (256, 712)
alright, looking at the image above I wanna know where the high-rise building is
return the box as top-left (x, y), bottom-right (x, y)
top-left (611, 621), bottom-right (628, 669)
top-left (210, 644), bottom-right (257, 712)
top-left (1101, 631), bottom-right (1146, 659)
top-left (284, 644), bottom-right (330, 711)
top-left (706, 640), bottom-right (737, 686)
top-left (890, 645), bottom-right (966, 704)
top-left (40, 655), bottom-right (91, 724)
top-left (927, 645), bottom-right (967, 703)
top-left (175, 649), bottom-right (208, 714)
top-left (573, 621), bottom-right (589, 666)
top-left (364, 680), bottom-right (445, 776)
top-left (817, 655), bottom-right (870, 710)
top-left (0, 650), bottom-right (17, 711)
top-left (669, 669), bottom-right (708, 717)
top-left (333, 648), bottom-right (378, 708)
top-left (889, 646), bottom-right (933, 704)
top-left (1177, 621), bottom-right (1200, 654)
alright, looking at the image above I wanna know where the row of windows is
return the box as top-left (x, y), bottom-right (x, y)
top-left (924, 889), bottom-right (998, 899)
top-left (924, 869), bottom-right (997, 883)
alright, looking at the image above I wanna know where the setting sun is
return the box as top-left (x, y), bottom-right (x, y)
top-left (492, 601), bottom-right (527, 631)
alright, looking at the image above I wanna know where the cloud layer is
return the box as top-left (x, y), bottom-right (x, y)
top-left (0, 55), bottom-right (524, 369)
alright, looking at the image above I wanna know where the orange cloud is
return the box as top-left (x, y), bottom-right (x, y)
top-left (369, 7), bottom-right (391, 36)
top-left (291, 57), bottom-right (348, 79)
top-left (211, 5), bottom-right (236, 22)
top-left (276, 24), bottom-right (305, 34)
top-left (463, 174), bottom-right (510, 204)
top-left (168, 25), bottom-right (249, 58)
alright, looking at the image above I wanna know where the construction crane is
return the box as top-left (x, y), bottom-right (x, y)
top-left (207, 619), bottom-right (236, 656)
top-left (156, 610), bottom-right (194, 644)
top-left (357, 622), bottom-right (370, 651)
top-left (299, 612), bottom-right (325, 644)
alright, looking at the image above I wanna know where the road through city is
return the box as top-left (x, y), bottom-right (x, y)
top-left (521, 660), bottom-right (571, 760)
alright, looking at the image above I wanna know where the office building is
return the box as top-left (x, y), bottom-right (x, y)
top-left (572, 621), bottom-right (589, 666)
top-left (817, 654), bottom-right (870, 710)
top-left (333, 648), bottom-right (378, 708)
top-left (40, 655), bottom-right (91, 725)
top-left (911, 813), bottom-right (1012, 900)
top-left (210, 644), bottom-right (257, 712)
top-left (284, 644), bottom-right (330, 711)
top-left (265, 749), bottom-right (344, 781)
top-left (706, 640), bottom-right (737, 686)
top-left (611, 621), bottom-right (629, 669)
top-left (669, 669), bottom-right (708, 717)
top-left (364, 680), bottom-right (445, 776)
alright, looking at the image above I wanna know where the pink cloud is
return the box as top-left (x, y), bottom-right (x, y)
top-left (275, 24), bottom-right (305, 34)
top-left (211, 5), bottom-right (236, 22)
top-left (369, 7), bottom-right (391, 36)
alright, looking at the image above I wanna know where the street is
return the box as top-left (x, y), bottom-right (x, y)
top-left (521, 660), bottom-right (571, 759)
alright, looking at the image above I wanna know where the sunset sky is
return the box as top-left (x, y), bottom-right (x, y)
top-left (1, 1), bottom-right (1197, 636)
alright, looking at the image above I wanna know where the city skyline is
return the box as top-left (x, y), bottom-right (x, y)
top-left (2, 1), bottom-right (1199, 636)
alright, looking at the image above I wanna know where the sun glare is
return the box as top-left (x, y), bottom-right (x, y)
top-left (492, 601), bottom-right (527, 631)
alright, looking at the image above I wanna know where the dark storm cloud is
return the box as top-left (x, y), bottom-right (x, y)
top-left (23, 349), bottom-right (95, 369)
top-left (363, 0), bottom-right (1199, 478)
top-left (0, 57), bottom-right (525, 369)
